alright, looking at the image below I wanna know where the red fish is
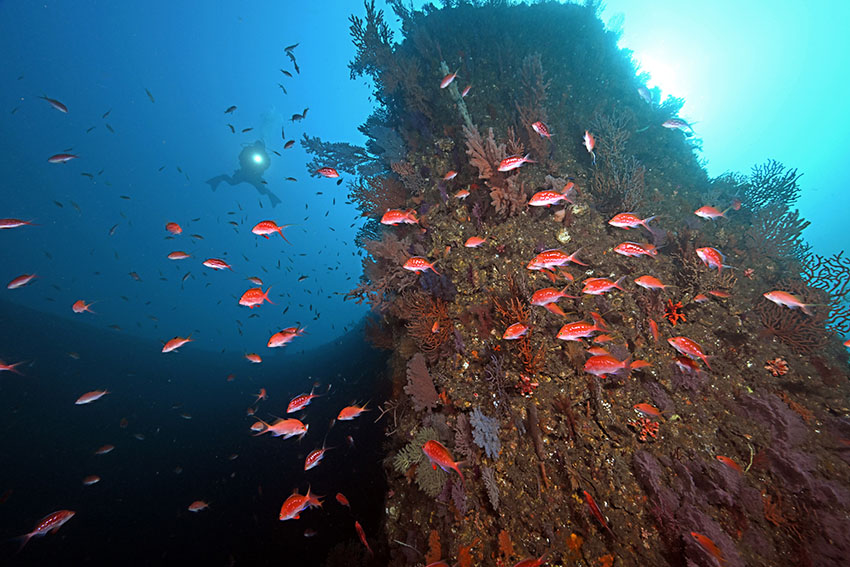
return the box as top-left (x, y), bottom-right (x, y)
top-left (304, 437), bottom-right (332, 471)
top-left (633, 403), bottom-right (663, 418)
top-left (443, 170), bottom-right (457, 180)
top-left (440, 69), bottom-right (459, 88)
top-left (279, 486), bottom-right (321, 521)
top-left (716, 455), bottom-right (742, 473)
top-left (693, 293), bottom-right (709, 303)
top-left (694, 205), bottom-right (729, 220)
top-left (690, 532), bottom-right (725, 564)
top-left (335, 492), bottom-right (350, 508)
top-left (455, 188), bottom-right (470, 199)
top-left (668, 336), bottom-right (711, 369)
top-left (167, 251), bottom-right (190, 260)
top-left (47, 153), bottom-right (78, 163)
top-left (613, 242), bottom-right (657, 258)
top-left (94, 444), bottom-right (114, 455)
top-left (268, 326), bottom-right (306, 348)
top-left (582, 490), bottom-right (613, 535)
top-left (253, 388), bottom-right (268, 404)
top-left (380, 209), bottom-right (418, 225)
top-left (527, 248), bottom-right (587, 270)
top-left (165, 222), bottom-right (182, 234)
top-left (337, 402), bottom-right (369, 421)
top-left (82, 475), bottom-right (101, 486)
top-left (288, 385), bottom-right (324, 413)
top-left (75, 389), bottom-right (109, 405)
top-left (464, 236), bottom-right (486, 248)
top-left (72, 300), bottom-right (95, 314)
top-left (7, 274), bottom-right (36, 289)
top-left (531, 121), bottom-right (551, 138)
top-left (247, 276), bottom-right (263, 286)
top-left (461, 84), bottom-right (471, 97)
top-left (763, 290), bottom-right (817, 316)
top-left (528, 186), bottom-right (575, 207)
top-left (581, 276), bottom-right (626, 295)
top-left (16, 510), bottom-right (75, 550)
top-left (355, 520), bottom-right (374, 556)
top-left (316, 167), bottom-right (339, 178)
top-left (188, 500), bottom-right (209, 512)
top-left (608, 212), bottom-right (656, 230)
top-left (498, 153), bottom-right (535, 172)
top-left (162, 335), bottom-right (192, 353)
top-left (634, 275), bottom-right (671, 290)
top-left (584, 355), bottom-right (648, 378)
top-left (245, 353), bottom-right (262, 363)
top-left (583, 131), bottom-right (595, 164)
top-left (0, 359), bottom-right (24, 375)
top-left (0, 219), bottom-right (36, 229)
top-left (239, 286), bottom-right (274, 308)
top-left (503, 322), bottom-right (530, 340)
top-left (202, 258), bottom-right (232, 270)
top-left (648, 318), bottom-right (659, 342)
top-left (255, 418), bottom-right (308, 439)
top-left (696, 247), bottom-right (732, 273)
top-left (556, 313), bottom-right (607, 342)
top-left (252, 220), bottom-right (292, 243)
top-left (403, 257), bottom-right (439, 275)
top-left (39, 95), bottom-right (68, 113)
top-left (530, 286), bottom-right (577, 307)
top-left (422, 440), bottom-right (464, 482)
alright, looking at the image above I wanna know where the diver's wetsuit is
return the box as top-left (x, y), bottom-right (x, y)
top-left (206, 141), bottom-right (281, 207)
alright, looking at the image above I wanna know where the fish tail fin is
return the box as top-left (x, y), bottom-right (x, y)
top-left (263, 286), bottom-right (276, 305)
top-left (801, 304), bottom-right (816, 316)
top-left (429, 261), bottom-right (440, 275)
top-left (613, 275), bottom-right (627, 291)
top-left (524, 153), bottom-right (536, 163)
top-left (590, 311), bottom-right (609, 331)
top-left (641, 215), bottom-right (658, 229)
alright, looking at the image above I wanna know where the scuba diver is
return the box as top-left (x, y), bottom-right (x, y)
top-left (206, 140), bottom-right (282, 207)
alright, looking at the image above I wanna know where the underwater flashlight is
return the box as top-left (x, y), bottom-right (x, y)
top-left (252, 153), bottom-right (263, 165)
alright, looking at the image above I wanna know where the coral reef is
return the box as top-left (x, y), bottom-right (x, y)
top-left (308, 2), bottom-right (850, 566)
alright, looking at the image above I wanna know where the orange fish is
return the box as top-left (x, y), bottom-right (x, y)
top-left (696, 247), bottom-right (732, 273)
top-left (583, 131), bottom-right (596, 164)
top-left (380, 208), bottom-right (418, 225)
top-left (202, 258), bottom-right (232, 270)
top-left (556, 319), bottom-right (605, 342)
top-left (634, 275), bottom-right (671, 290)
top-left (716, 455), bottom-right (743, 474)
top-left (503, 322), bottom-right (530, 340)
top-left (162, 335), bottom-right (192, 353)
top-left (498, 153), bottom-right (535, 172)
top-left (613, 241), bottom-right (657, 258)
top-left (582, 490), bottom-right (613, 535)
top-left (94, 444), bottom-right (114, 455)
top-left (16, 510), bottom-right (75, 550)
top-left (530, 286), bottom-right (576, 307)
top-left (188, 500), bottom-right (210, 512)
top-left (690, 532), bottom-right (725, 564)
top-left (455, 188), bottom-right (470, 199)
top-left (287, 385), bottom-right (324, 413)
top-left (527, 248), bottom-right (587, 270)
top-left (247, 276), bottom-right (263, 286)
top-left (335, 492), bottom-right (350, 508)
top-left (253, 388), bottom-right (268, 404)
top-left (165, 222), bottom-right (182, 234)
top-left (337, 402), bottom-right (369, 421)
top-left (694, 205), bottom-right (729, 220)
top-left (708, 290), bottom-right (730, 298)
top-left (82, 475), bottom-right (101, 486)
top-left (72, 299), bottom-right (95, 314)
top-left (239, 286), bottom-right (274, 308)
top-left (582, 276), bottom-right (626, 295)
top-left (252, 220), bottom-right (292, 243)
top-left (279, 486), bottom-right (322, 521)
top-left (440, 69), bottom-right (459, 88)
top-left (584, 355), bottom-right (648, 378)
top-left (403, 257), bottom-right (439, 275)
top-left (0, 359), bottom-right (25, 375)
top-left (355, 520), bottom-right (374, 556)
top-left (763, 290), bottom-right (817, 316)
top-left (245, 353), bottom-right (262, 363)
top-left (648, 318), bottom-right (659, 342)
top-left (76, 389), bottom-right (110, 405)
top-left (668, 336), bottom-right (711, 369)
top-left (608, 212), bottom-right (656, 230)
top-left (633, 403), bottom-right (663, 418)
top-left (443, 170), bottom-right (457, 180)
top-left (316, 167), bottom-right (339, 178)
top-left (0, 218), bottom-right (37, 229)
top-left (464, 236), bottom-right (486, 248)
top-left (422, 439), bottom-right (465, 482)
top-left (304, 437), bottom-right (332, 471)
top-left (254, 417), bottom-right (308, 439)
top-left (7, 274), bottom-right (37, 289)
top-left (268, 326), bottom-right (306, 348)
top-left (167, 251), bottom-right (190, 260)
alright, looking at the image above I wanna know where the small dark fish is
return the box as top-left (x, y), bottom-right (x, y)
top-left (144, 88), bottom-right (155, 103)
top-left (86, 126), bottom-right (96, 133)
top-left (81, 172), bottom-right (94, 179)
top-left (102, 109), bottom-right (111, 118)
top-left (290, 113), bottom-right (303, 122)
top-left (158, 166), bottom-right (165, 171)
top-left (120, 195), bottom-right (131, 200)
top-left (284, 42), bottom-right (299, 52)
top-left (227, 123), bottom-right (235, 133)
top-left (129, 272), bottom-right (142, 281)
top-left (284, 140), bottom-right (295, 149)
top-left (177, 166), bottom-right (183, 173)
top-left (182, 272), bottom-right (191, 283)
top-left (71, 201), bottom-right (81, 212)
top-left (280, 69), bottom-right (292, 77)
top-left (302, 107), bottom-right (309, 118)
top-left (11, 106), bottom-right (20, 114)
top-left (286, 177), bottom-right (297, 182)
top-left (224, 105), bottom-right (237, 114)
top-left (336, 178), bottom-right (343, 186)
top-left (109, 224), bottom-right (119, 236)
top-left (272, 150), bottom-right (281, 157)
top-left (241, 127), bottom-right (253, 133)
top-left (105, 123), bottom-right (115, 133)
top-left (298, 275), bottom-right (308, 282)
top-left (40, 95), bottom-right (68, 113)
top-left (53, 200), bottom-right (63, 208)
top-left (0, 488), bottom-right (12, 505)
top-left (190, 234), bottom-right (204, 240)
top-left (278, 83), bottom-right (287, 94)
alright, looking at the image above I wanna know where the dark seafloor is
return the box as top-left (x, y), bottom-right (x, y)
top-left (306, 1), bottom-right (850, 566)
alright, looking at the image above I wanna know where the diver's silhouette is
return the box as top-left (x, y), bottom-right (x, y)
top-left (206, 140), bottom-right (281, 207)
